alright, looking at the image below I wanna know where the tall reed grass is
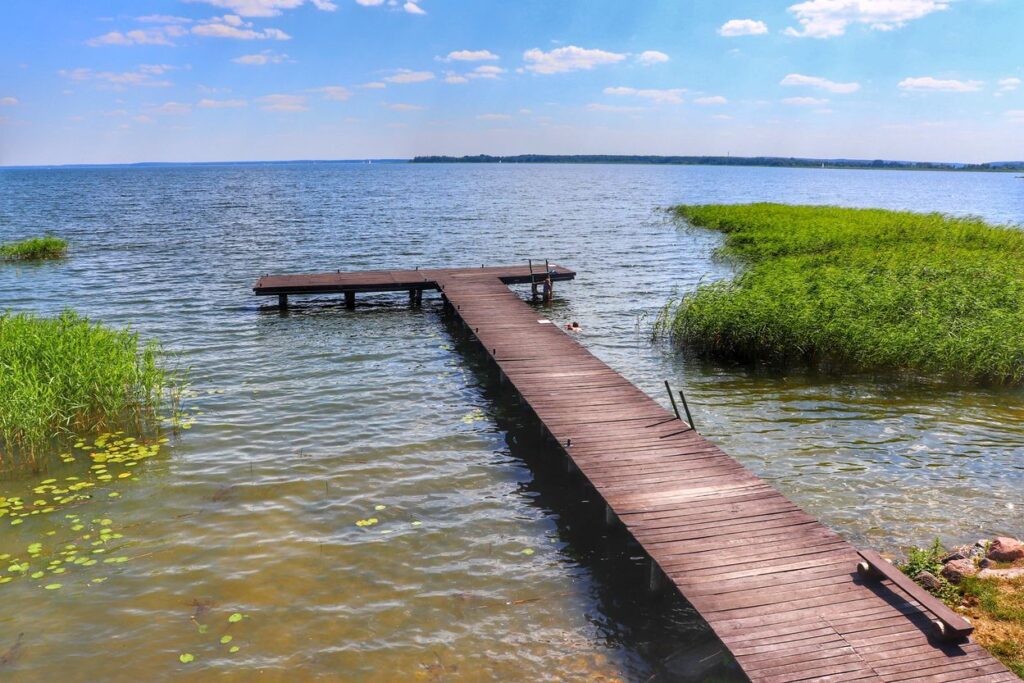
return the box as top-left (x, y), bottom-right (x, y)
top-left (0, 236), bottom-right (67, 261)
top-left (0, 310), bottom-right (174, 472)
top-left (661, 204), bottom-right (1024, 383)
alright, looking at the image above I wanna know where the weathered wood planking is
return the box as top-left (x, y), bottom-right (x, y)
top-left (254, 265), bottom-right (1016, 683)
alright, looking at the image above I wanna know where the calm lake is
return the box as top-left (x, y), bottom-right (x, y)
top-left (1, 163), bottom-right (1023, 681)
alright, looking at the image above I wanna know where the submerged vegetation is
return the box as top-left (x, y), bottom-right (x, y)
top-left (659, 204), bottom-right (1024, 383)
top-left (0, 236), bottom-right (67, 261)
top-left (0, 310), bottom-right (175, 471)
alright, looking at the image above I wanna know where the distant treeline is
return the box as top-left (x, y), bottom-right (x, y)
top-left (412, 155), bottom-right (1024, 173)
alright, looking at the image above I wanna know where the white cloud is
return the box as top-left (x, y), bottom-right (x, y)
top-left (192, 15), bottom-right (291, 40)
top-left (0, 97), bottom-right (18, 106)
top-left (781, 73), bottom-right (860, 94)
top-left (386, 103), bottom-right (426, 111)
top-left (189, 0), bottom-right (336, 17)
top-left (523, 46), bottom-right (626, 74)
top-left (359, 81), bottom-right (387, 89)
top-left (257, 94), bottom-right (309, 111)
top-left (137, 15), bottom-right (194, 24)
top-left (604, 86), bottom-right (685, 104)
top-left (148, 101), bottom-right (193, 115)
top-left (355, 0), bottom-right (386, 4)
top-left (383, 69), bottom-right (434, 84)
top-left (470, 65), bottom-right (504, 79)
top-left (718, 19), bottom-right (768, 37)
top-left (197, 98), bottom-right (248, 108)
top-left (87, 27), bottom-right (186, 47)
top-left (404, 2), bottom-right (426, 15)
top-left (636, 50), bottom-right (669, 65)
top-left (782, 96), bottom-right (829, 106)
top-left (998, 78), bottom-right (1021, 92)
top-left (898, 76), bottom-right (983, 92)
top-left (58, 65), bottom-right (175, 88)
top-left (477, 113), bottom-right (511, 120)
top-left (232, 50), bottom-right (290, 64)
top-left (785, 0), bottom-right (948, 39)
top-left (1005, 110), bottom-right (1024, 124)
top-left (445, 74), bottom-right (469, 84)
top-left (587, 103), bottom-right (645, 113)
top-left (695, 95), bottom-right (728, 105)
top-left (310, 85), bottom-right (352, 101)
top-left (443, 50), bottom-right (499, 62)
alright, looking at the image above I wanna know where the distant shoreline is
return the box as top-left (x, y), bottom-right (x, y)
top-left (412, 155), bottom-right (1024, 173)
top-left (3, 155), bottom-right (1024, 172)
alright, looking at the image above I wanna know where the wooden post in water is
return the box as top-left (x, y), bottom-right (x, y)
top-left (278, 294), bottom-right (288, 310)
top-left (345, 291), bottom-right (355, 309)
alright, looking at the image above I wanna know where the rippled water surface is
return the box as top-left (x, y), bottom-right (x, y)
top-left (1, 163), bottom-right (1023, 681)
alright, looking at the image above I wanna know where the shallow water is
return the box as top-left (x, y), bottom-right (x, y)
top-left (0, 163), bottom-right (1022, 681)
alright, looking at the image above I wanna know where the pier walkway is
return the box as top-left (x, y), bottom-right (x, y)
top-left (255, 264), bottom-right (1015, 683)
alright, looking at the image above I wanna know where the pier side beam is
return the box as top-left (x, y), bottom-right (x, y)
top-left (345, 291), bottom-right (356, 309)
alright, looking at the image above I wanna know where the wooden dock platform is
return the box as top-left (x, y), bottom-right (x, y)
top-left (255, 264), bottom-right (1016, 683)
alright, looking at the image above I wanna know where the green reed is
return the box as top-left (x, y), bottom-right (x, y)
top-left (0, 310), bottom-right (175, 472)
top-left (661, 203), bottom-right (1024, 384)
top-left (0, 236), bottom-right (68, 261)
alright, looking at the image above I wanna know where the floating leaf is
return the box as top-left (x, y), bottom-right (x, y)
top-left (179, 653), bottom-right (194, 664)
top-left (220, 635), bottom-right (233, 644)
top-left (44, 583), bottom-right (62, 590)
top-left (374, 505), bottom-right (386, 511)
top-left (228, 612), bottom-right (243, 623)
top-left (521, 548), bottom-right (535, 556)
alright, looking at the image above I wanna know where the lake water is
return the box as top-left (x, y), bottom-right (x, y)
top-left (1, 163), bottom-right (1022, 681)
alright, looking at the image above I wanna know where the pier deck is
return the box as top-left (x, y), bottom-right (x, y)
top-left (255, 264), bottom-right (1015, 683)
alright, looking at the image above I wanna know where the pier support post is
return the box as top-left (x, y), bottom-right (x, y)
top-left (345, 291), bottom-right (355, 309)
top-left (408, 289), bottom-right (416, 307)
top-left (278, 294), bottom-right (288, 310)
top-left (648, 560), bottom-right (663, 593)
top-left (542, 278), bottom-right (552, 303)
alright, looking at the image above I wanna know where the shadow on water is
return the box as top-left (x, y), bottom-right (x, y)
top-left (440, 301), bottom-right (749, 683)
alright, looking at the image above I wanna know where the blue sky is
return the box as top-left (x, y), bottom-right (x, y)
top-left (1, 0), bottom-right (1021, 165)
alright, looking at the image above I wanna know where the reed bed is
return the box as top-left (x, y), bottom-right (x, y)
top-left (660, 204), bottom-right (1024, 383)
top-left (0, 310), bottom-right (173, 472)
top-left (0, 236), bottom-right (67, 261)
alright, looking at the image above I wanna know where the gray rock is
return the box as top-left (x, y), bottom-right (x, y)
top-left (978, 566), bottom-right (1024, 580)
top-left (916, 571), bottom-right (943, 591)
top-left (941, 559), bottom-right (978, 584)
top-left (941, 550), bottom-right (967, 563)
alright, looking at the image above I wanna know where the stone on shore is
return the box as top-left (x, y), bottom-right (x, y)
top-left (941, 559), bottom-right (978, 584)
top-left (987, 537), bottom-right (1024, 563)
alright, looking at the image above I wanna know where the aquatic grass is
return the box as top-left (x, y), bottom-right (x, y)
top-left (662, 204), bottom-right (1024, 383)
top-left (0, 236), bottom-right (67, 261)
top-left (0, 310), bottom-right (176, 471)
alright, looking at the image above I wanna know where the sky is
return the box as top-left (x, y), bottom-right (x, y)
top-left (0, 0), bottom-right (1022, 165)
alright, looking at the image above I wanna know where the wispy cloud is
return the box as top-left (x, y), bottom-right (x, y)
top-left (587, 103), bottom-right (645, 113)
top-left (309, 85), bottom-right (352, 101)
top-left (442, 50), bottom-right (499, 62)
top-left (635, 50), bottom-right (669, 65)
top-left (781, 73), bottom-right (860, 94)
top-left (192, 15), bottom-right (291, 40)
top-left (359, 82), bottom-right (386, 89)
top-left (257, 93), bottom-right (309, 111)
top-left (782, 96), bottom-right (830, 106)
top-left (785, 0), bottom-right (948, 39)
top-left (718, 19), bottom-right (768, 37)
top-left (58, 65), bottom-right (176, 88)
top-left (694, 95), bottom-right (728, 105)
top-left (898, 76), bottom-right (983, 92)
top-left (0, 97), bottom-right (18, 106)
top-left (476, 113), bottom-right (511, 120)
top-left (189, 0), bottom-right (336, 17)
top-left (232, 50), bottom-right (291, 64)
top-left (87, 27), bottom-right (187, 47)
top-left (523, 46), bottom-right (626, 74)
top-left (604, 86), bottom-right (685, 104)
top-left (386, 103), bottom-right (425, 111)
top-left (147, 101), bottom-right (193, 115)
top-left (403, 2), bottom-right (426, 15)
top-left (197, 98), bottom-right (248, 108)
top-left (1005, 110), bottom-right (1024, 124)
top-left (998, 78), bottom-right (1021, 92)
top-left (383, 69), bottom-right (434, 84)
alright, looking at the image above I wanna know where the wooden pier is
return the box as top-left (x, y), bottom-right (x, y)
top-left (255, 264), bottom-right (1015, 683)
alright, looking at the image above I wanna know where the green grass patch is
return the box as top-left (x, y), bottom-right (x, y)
top-left (660, 204), bottom-right (1024, 383)
top-left (0, 310), bottom-right (176, 472)
top-left (0, 236), bottom-right (67, 261)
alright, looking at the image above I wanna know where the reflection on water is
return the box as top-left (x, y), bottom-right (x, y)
top-left (0, 163), bottom-right (1021, 680)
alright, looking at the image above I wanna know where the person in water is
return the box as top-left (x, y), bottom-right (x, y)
top-left (565, 321), bottom-right (581, 333)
